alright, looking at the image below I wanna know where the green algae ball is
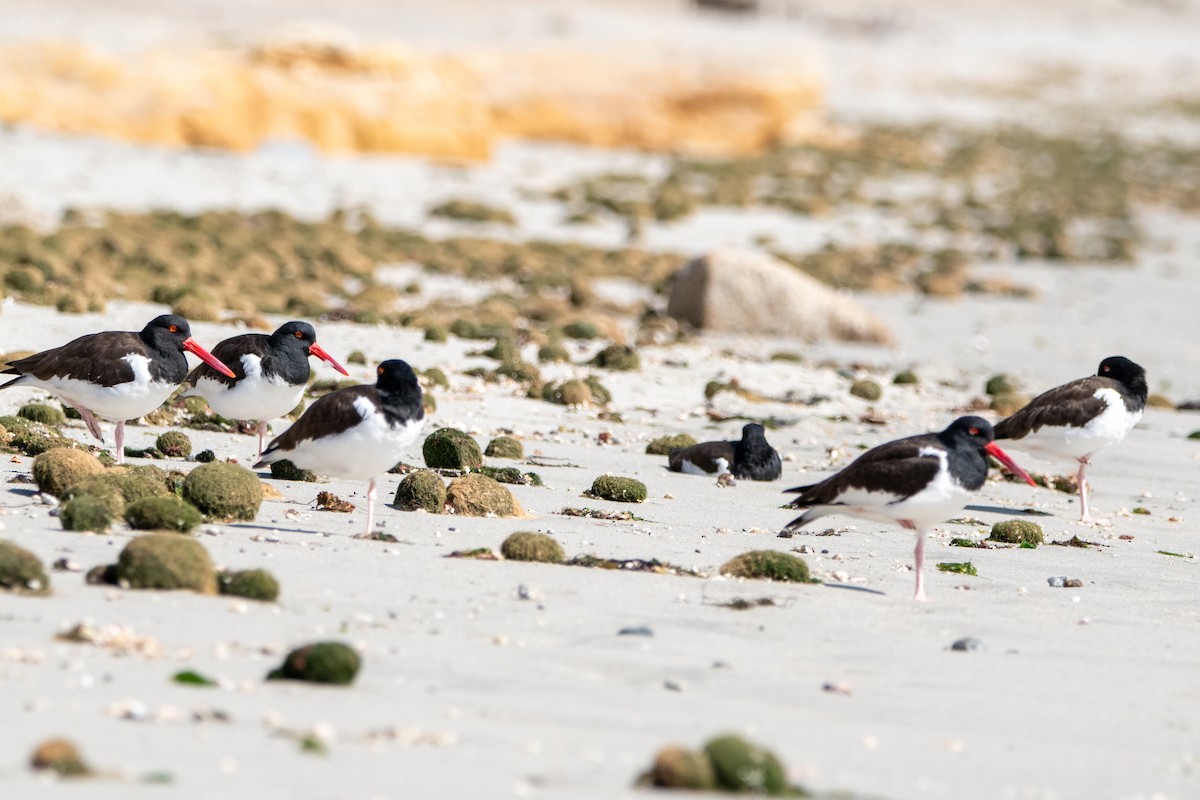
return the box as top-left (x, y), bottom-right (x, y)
top-left (990, 392), bottom-right (1030, 416)
top-left (423, 427), bottom-right (484, 470)
top-left (588, 475), bottom-right (647, 503)
top-left (123, 495), bottom-right (202, 533)
top-left (893, 370), bottom-right (919, 385)
top-left (985, 373), bottom-right (1019, 396)
top-left (537, 343), bottom-right (570, 363)
top-left (584, 375), bottom-right (612, 404)
top-left (60, 493), bottom-right (118, 532)
top-left (646, 746), bottom-right (716, 790)
top-left (849, 379), bottom-right (883, 401)
top-left (484, 436), bottom-right (524, 459)
top-left (703, 734), bottom-right (788, 795)
top-left (219, 569), bottom-right (280, 602)
top-left (562, 321), bottom-right (600, 340)
top-left (18, 402), bottom-right (67, 426)
top-left (424, 325), bottom-right (448, 343)
top-left (270, 459), bottom-right (316, 482)
top-left (500, 532), bottom-right (565, 563)
top-left (988, 519), bottom-right (1044, 546)
top-left (445, 473), bottom-right (522, 517)
top-left (116, 534), bottom-right (217, 594)
top-left (182, 462), bottom-right (262, 520)
top-left (545, 379), bottom-right (593, 406)
top-left (5, 418), bottom-right (76, 456)
top-left (720, 550), bottom-right (811, 582)
top-left (645, 433), bottom-right (698, 455)
top-left (155, 430), bottom-right (192, 458)
top-left (0, 540), bottom-right (50, 595)
top-left (590, 343), bottom-right (640, 371)
top-left (29, 738), bottom-right (92, 777)
top-left (32, 447), bottom-right (105, 497)
top-left (393, 469), bottom-right (447, 513)
top-left (267, 641), bottom-right (360, 685)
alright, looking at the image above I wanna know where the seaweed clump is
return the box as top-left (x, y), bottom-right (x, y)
top-left (703, 734), bottom-right (789, 794)
top-left (60, 493), bottom-right (119, 532)
top-left (29, 738), bottom-right (92, 777)
top-left (115, 533), bottom-right (218, 594)
top-left (18, 402), bottom-right (66, 426)
top-left (423, 427), bottom-right (484, 469)
top-left (587, 475), bottom-right (647, 503)
top-left (988, 519), bottom-right (1044, 547)
top-left (155, 430), bottom-right (193, 458)
top-left (393, 469), bottom-right (447, 513)
top-left (720, 550), bottom-right (811, 583)
top-left (123, 495), bottom-right (203, 532)
top-left (445, 473), bottom-right (523, 517)
top-left (484, 436), bottom-right (524, 459)
top-left (849, 379), bottom-right (883, 401)
top-left (590, 343), bottom-right (640, 371)
top-left (645, 433), bottom-right (698, 455)
top-left (219, 569), bottom-right (280, 601)
top-left (31, 447), bottom-right (105, 497)
top-left (182, 462), bottom-right (263, 520)
top-left (267, 641), bottom-right (360, 685)
top-left (643, 745), bottom-right (717, 790)
top-left (270, 459), bottom-right (317, 482)
top-left (500, 532), bottom-right (565, 563)
top-left (0, 540), bottom-right (50, 595)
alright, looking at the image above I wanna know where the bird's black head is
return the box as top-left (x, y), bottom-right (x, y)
top-left (741, 423), bottom-right (767, 442)
top-left (1097, 356), bottom-right (1148, 397)
top-left (941, 416), bottom-right (996, 447)
top-left (272, 321), bottom-right (318, 347)
top-left (140, 315), bottom-right (193, 348)
top-left (375, 358), bottom-right (421, 399)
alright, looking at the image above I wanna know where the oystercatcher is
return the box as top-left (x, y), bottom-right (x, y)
top-left (667, 423), bottom-right (782, 482)
top-left (253, 359), bottom-right (425, 533)
top-left (778, 416), bottom-right (1035, 601)
top-left (183, 321), bottom-right (350, 459)
top-left (0, 315), bottom-right (233, 464)
top-left (994, 356), bottom-right (1147, 525)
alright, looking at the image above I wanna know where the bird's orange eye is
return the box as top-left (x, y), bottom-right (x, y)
top-left (377, 366), bottom-right (383, 376)
top-left (1102, 365), bottom-right (1110, 372)
top-left (169, 325), bottom-right (178, 333)
top-left (968, 427), bottom-right (979, 435)
top-left (295, 331), bottom-right (303, 338)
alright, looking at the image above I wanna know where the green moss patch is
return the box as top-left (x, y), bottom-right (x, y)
top-left (115, 534), bottom-right (218, 593)
top-left (218, 569), bottom-right (280, 602)
top-left (500, 532), bottom-right (565, 563)
top-left (267, 641), bottom-right (360, 685)
top-left (32, 447), bottom-right (105, 497)
top-left (393, 470), bottom-right (447, 513)
top-left (484, 436), bottom-right (524, 459)
top-left (270, 459), bottom-right (317, 482)
top-left (586, 475), bottom-right (647, 503)
top-left (445, 473), bottom-right (523, 517)
top-left (645, 433), bottom-right (698, 455)
top-left (720, 550), bottom-right (811, 582)
top-left (989, 519), bottom-right (1045, 546)
top-left (155, 431), bottom-right (193, 458)
top-left (182, 462), bottom-right (262, 520)
top-left (18, 402), bottom-right (66, 426)
top-left (937, 561), bottom-right (978, 575)
top-left (703, 734), bottom-right (789, 795)
top-left (0, 540), bottom-right (50, 595)
top-left (423, 427), bottom-right (484, 470)
top-left (123, 495), bottom-right (202, 532)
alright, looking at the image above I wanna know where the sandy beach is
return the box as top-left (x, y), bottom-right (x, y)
top-left (2, 2), bottom-right (1200, 799)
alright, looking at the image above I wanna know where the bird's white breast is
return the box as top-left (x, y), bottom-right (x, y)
top-left (275, 396), bottom-right (424, 480)
top-left (1012, 387), bottom-right (1142, 461)
top-left (33, 355), bottom-right (175, 421)
top-left (191, 355), bottom-right (304, 422)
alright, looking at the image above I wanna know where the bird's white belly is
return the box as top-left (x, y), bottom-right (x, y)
top-left (33, 356), bottom-right (174, 421)
top-left (281, 415), bottom-right (424, 480)
top-left (193, 372), bottom-right (304, 422)
top-left (1011, 389), bottom-right (1141, 462)
top-left (681, 457), bottom-right (728, 476)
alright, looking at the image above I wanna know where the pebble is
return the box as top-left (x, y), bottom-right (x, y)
top-left (950, 637), bottom-right (984, 652)
top-left (1048, 576), bottom-right (1084, 588)
top-left (617, 626), bottom-right (654, 637)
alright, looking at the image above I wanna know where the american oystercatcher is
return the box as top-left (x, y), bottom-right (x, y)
top-left (667, 423), bottom-right (782, 482)
top-left (994, 356), bottom-right (1147, 525)
top-left (778, 416), bottom-right (1035, 601)
top-left (0, 315), bottom-right (234, 464)
top-left (253, 359), bottom-right (425, 533)
top-left (183, 321), bottom-right (350, 459)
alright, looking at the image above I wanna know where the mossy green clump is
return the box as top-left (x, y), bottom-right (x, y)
top-left (270, 459), bottom-right (317, 482)
top-left (1187, 430), bottom-right (1200, 440)
top-left (985, 373), bottom-right (1019, 396)
top-left (267, 641), bottom-right (360, 685)
top-left (720, 550), bottom-right (811, 583)
top-left (120, 465), bottom-right (174, 501)
top-left (475, 465), bottom-right (540, 485)
top-left (115, 534), bottom-right (218, 593)
top-left (482, 337), bottom-right (520, 362)
top-left (155, 430), bottom-right (192, 458)
top-left (1146, 393), bottom-right (1175, 409)
top-left (123, 495), bottom-right (202, 532)
top-left (2, 417), bottom-right (78, 456)
top-left (429, 198), bottom-right (516, 225)
top-left (989, 519), bottom-right (1045, 546)
top-left (423, 325), bottom-right (448, 343)
top-left (587, 475), bottom-right (647, 503)
top-left (445, 473), bottom-right (523, 517)
top-left (892, 370), bottom-right (920, 385)
top-left (937, 561), bottom-right (978, 575)
top-left (484, 436), bottom-right (524, 459)
top-left (584, 375), bottom-right (612, 404)
top-left (182, 462), bottom-right (263, 520)
top-left (703, 734), bottom-right (788, 795)
top-left (29, 738), bottom-right (92, 777)
top-left (346, 350), bottom-right (368, 365)
top-left (644, 746), bottom-right (717, 790)
top-left (18, 402), bottom-right (67, 426)
top-left (645, 433), bottom-right (699, 455)
top-left (195, 449), bottom-right (216, 463)
top-left (562, 321), bottom-right (600, 340)
top-left (31, 447), bottom-right (105, 497)
top-left (990, 393), bottom-right (1030, 416)
top-left (0, 540), bottom-right (50, 595)
top-left (542, 378), bottom-right (594, 406)
top-left (421, 367), bottom-right (450, 389)
top-left (591, 343), bottom-right (640, 371)
top-left (500, 532), bottom-right (565, 563)
top-left (219, 569), bottom-right (280, 601)
top-left (60, 493), bottom-right (118, 532)
top-left (849, 379), bottom-right (883, 401)
top-left (537, 343), bottom-right (571, 363)
top-left (422, 427), bottom-right (484, 470)
top-left (393, 470), bottom-right (447, 513)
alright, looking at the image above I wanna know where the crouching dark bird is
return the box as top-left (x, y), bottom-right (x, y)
top-left (254, 360), bottom-right (425, 533)
top-left (667, 423), bottom-right (782, 482)
top-left (779, 416), bottom-right (1035, 601)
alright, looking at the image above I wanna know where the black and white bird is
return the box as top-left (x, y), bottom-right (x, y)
top-left (0, 315), bottom-right (234, 464)
top-left (183, 321), bottom-right (349, 459)
top-left (667, 423), bottom-right (782, 482)
top-left (253, 359), bottom-right (425, 533)
top-left (994, 356), bottom-right (1147, 525)
top-left (779, 416), bottom-right (1035, 601)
